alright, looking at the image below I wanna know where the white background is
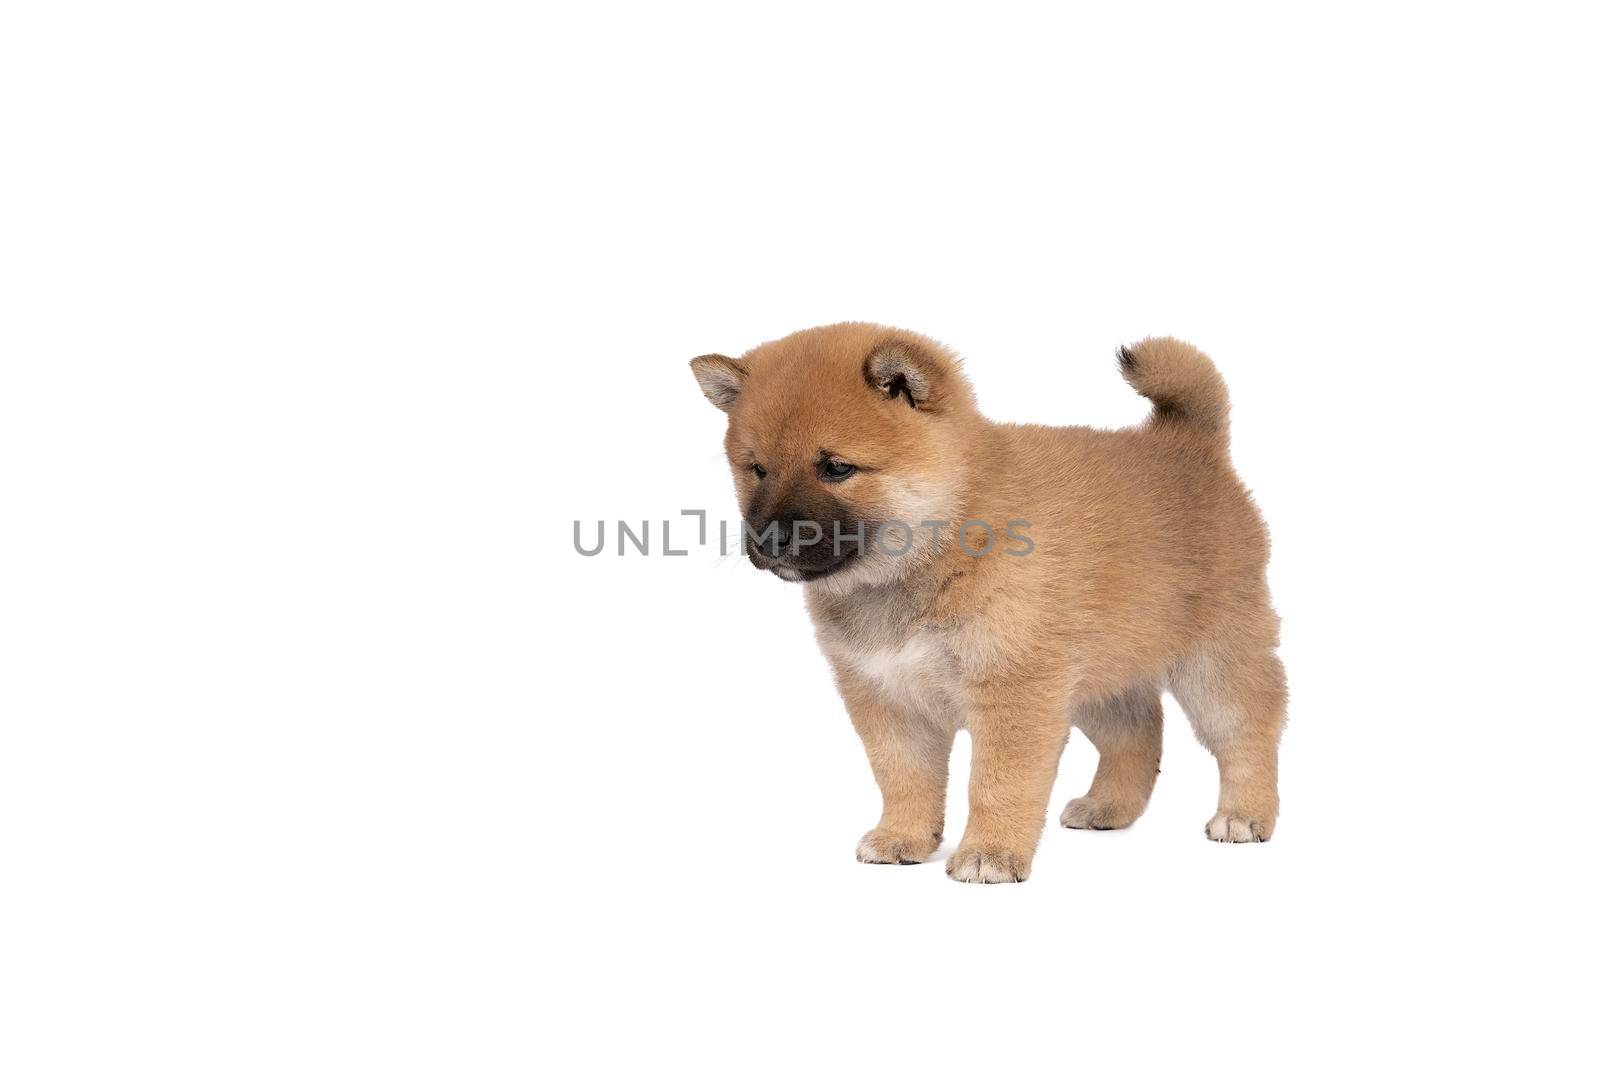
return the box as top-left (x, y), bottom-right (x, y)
top-left (3, 2), bottom-right (1597, 1063)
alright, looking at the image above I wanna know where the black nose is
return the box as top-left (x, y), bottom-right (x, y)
top-left (748, 511), bottom-right (801, 557)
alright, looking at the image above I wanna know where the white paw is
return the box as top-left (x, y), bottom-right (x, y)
top-left (945, 847), bottom-right (1028, 883)
top-left (856, 828), bottom-right (938, 865)
top-left (1205, 812), bottom-right (1270, 843)
top-left (1059, 796), bottom-right (1139, 831)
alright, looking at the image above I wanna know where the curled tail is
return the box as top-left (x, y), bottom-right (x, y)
top-left (1118, 337), bottom-right (1230, 441)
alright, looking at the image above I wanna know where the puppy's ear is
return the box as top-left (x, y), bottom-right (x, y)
top-left (689, 354), bottom-right (747, 413)
top-left (864, 340), bottom-right (948, 412)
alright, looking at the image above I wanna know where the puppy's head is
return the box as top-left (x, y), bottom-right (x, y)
top-left (690, 323), bottom-right (978, 592)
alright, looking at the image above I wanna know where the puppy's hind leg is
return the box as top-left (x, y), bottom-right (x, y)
top-left (1060, 685), bottom-right (1163, 831)
top-left (1170, 643), bottom-right (1286, 843)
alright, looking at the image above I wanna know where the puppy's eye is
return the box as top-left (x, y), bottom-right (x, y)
top-left (820, 458), bottom-right (856, 482)
top-left (751, 463), bottom-right (767, 479)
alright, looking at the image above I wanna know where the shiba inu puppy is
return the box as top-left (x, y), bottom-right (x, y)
top-left (690, 323), bottom-right (1285, 883)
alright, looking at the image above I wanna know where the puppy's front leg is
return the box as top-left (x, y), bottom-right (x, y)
top-left (839, 674), bottom-right (956, 866)
top-left (948, 688), bottom-right (1072, 884)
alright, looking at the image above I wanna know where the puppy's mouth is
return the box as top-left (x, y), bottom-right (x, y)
top-left (749, 551), bottom-right (859, 583)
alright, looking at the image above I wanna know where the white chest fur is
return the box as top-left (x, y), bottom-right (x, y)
top-left (828, 630), bottom-right (966, 725)
top-left (854, 632), bottom-right (940, 692)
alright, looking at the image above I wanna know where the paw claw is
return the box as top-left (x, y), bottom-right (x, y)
top-left (1205, 812), bottom-right (1272, 843)
top-left (1060, 796), bottom-right (1140, 831)
top-left (945, 846), bottom-right (1028, 884)
top-left (856, 828), bottom-right (938, 865)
